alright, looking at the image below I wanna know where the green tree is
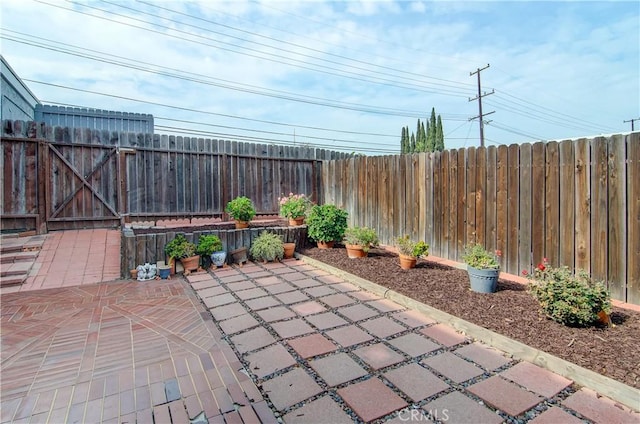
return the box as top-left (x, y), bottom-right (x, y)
top-left (435, 115), bottom-right (445, 151)
top-left (426, 107), bottom-right (437, 152)
top-left (400, 126), bottom-right (407, 153)
top-left (410, 133), bottom-right (416, 153)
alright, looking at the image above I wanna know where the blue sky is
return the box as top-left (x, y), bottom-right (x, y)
top-left (1, 0), bottom-right (638, 154)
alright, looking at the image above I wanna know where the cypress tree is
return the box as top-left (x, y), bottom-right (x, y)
top-left (410, 133), bottom-right (416, 153)
top-left (436, 115), bottom-right (444, 151)
top-left (400, 127), bottom-right (406, 153)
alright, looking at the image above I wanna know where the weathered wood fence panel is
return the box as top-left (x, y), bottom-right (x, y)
top-left (322, 134), bottom-right (639, 304)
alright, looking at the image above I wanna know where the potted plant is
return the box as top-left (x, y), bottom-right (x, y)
top-left (283, 241), bottom-right (296, 259)
top-left (306, 204), bottom-right (348, 249)
top-left (343, 226), bottom-right (379, 258)
top-left (395, 235), bottom-right (429, 269)
top-left (462, 244), bottom-right (501, 293)
top-left (165, 234), bottom-right (199, 274)
top-left (250, 231), bottom-right (284, 263)
top-left (165, 234), bottom-right (186, 274)
top-left (526, 258), bottom-right (612, 327)
top-left (225, 196), bottom-right (256, 229)
top-left (196, 234), bottom-right (225, 268)
top-left (279, 193), bottom-right (312, 225)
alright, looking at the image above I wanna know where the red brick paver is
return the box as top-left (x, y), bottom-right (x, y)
top-left (468, 376), bottom-right (543, 416)
top-left (338, 378), bottom-right (408, 422)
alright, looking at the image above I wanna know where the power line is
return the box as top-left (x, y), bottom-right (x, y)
top-left (468, 64), bottom-right (495, 147)
top-left (623, 118), bottom-right (640, 131)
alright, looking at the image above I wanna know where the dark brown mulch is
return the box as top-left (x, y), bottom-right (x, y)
top-left (301, 246), bottom-right (640, 389)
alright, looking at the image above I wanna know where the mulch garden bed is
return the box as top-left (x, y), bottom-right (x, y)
top-left (301, 246), bottom-right (640, 389)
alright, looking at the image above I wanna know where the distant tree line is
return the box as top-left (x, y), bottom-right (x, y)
top-left (400, 107), bottom-right (444, 153)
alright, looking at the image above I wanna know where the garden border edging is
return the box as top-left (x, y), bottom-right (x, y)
top-left (298, 253), bottom-right (640, 412)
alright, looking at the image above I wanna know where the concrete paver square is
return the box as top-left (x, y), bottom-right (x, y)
top-left (287, 278), bottom-right (321, 289)
top-left (282, 395), bottom-right (352, 424)
top-left (468, 376), bottom-right (542, 416)
top-left (391, 310), bottom-right (437, 328)
top-left (384, 363), bottom-right (449, 402)
top-left (219, 313), bottom-right (260, 335)
top-left (349, 291), bottom-right (382, 302)
top-left (329, 282), bottom-right (360, 293)
top-left (455, 342), bottom-right (511, 371)
top-left (309, 353), bottom-right (368, 386)
top-left (271, 319), bottom-right (314, 338)
top-left (287, 334), bottom-right (337, 359)
top-left (278, 272), bottom-right (308, 282)
top-left (337, 304), bottom-right (379, 322)
top-left (325, 325), bottom-right (373, 347)
top-left (530, 406), bottom-right (584, 424)
top-left (210, 302), bottom-right (247, 321)
top-left (304, 285), bottom-right (336, 298)
top-left (220, 274), bottom-right (248, 284)
top-left (359, 316), bottom-right (406, 338)
top-left (254, 276), bottom-right (281, 286)
top-left (319, 293), bottom-right (356, 308)
top-left (245, 296), bottom-right (279, 311)
top-left (226, 281), bottom-right (257, 292)
top-left (257, 306), bottom-right (296, 323)
top-left (305, 312), bottom-right (349, 330)
top-left (204, 293), bottom-right (237, 308)
top-left (500, 361), bottom-right (571, 397)
top-left (562, 388), bottom-right (640, 424)
top-left (245, 344), bottom-right (296, 379)
top-left (423, 391), bottom-right (503, 424)
top-left (198, 285), bottom-right (228, 298)
top-left (291, 301), bottom-right (327, 316)
top-left (353, 343), bottom-right (404, 370)
top-left (235, 287), bottom-right (269, 300)
top-left (275, 291), bottom-right (311, 305)
top-left (420, 324), bottom-right (466, 347)
top-left (230, 327), bottom-right (276, 354)
top-left (264, 282), bottom-right (296, 294)
top-left (261, 369), bottom-right (322, 411)
top-left (389, 333), bottom-right (440, 357)
top-left (317, 275), bottom-right (344, 284)
top-left (338, 378), bottom-right (408, 422)
top-left (422, 352), bottom-right (483, 383)
top-left (366, 299), bottom-right (404, 313)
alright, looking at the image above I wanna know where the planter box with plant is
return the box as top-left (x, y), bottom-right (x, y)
top-left (306, 204), bottom-right (348, 249)
top-left (250, 231), bottom-right (284, 263)
top-left (395, 235), bottom-right (429, 269)
top-left (225, 196), bottom-right (256, 229)
top-left (526, 258), bottom-right (612, 327)
top-left (343, 226), bottom-right (379, 258)
top-left (196, 234), bottom-right (224, 268)
top-left (462, 244), bottom-right (501, 293)
top-left (279, 193), bottom-right (312, 225)
top-left (164, 234), bottom-right (199, 274)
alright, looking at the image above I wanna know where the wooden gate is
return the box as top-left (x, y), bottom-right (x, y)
top-left (45, 141), bottom-right (121, 230)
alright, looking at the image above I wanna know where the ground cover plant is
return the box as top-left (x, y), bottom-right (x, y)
top-left (301, 246), bottom-right (640, 389)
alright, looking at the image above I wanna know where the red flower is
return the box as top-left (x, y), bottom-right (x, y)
top-left (495, 250), bottom-right (502, 257)
top-left (521, 270), bottom-right (529, 276)
top-left (537, 263), bottom-right (546, 271)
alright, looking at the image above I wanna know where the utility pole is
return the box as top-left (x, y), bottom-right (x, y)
top-left (469, 64), bottom-right (495, 147)
top-left (623, 118), bottom-right (640, 131)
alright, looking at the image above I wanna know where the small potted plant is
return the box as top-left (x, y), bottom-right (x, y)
top-left (395, 235), bottom-right (429, 269)
top-left (283, 241), bottom-right (296, 259)
top-left (279, 193), bottom-right (312, 225)
top-left (306, 204), bottom-right (348, 249)
top-left (165, 234), bottom-right (199, 274)
top-left (343, 226), bottom-right (379, 258)
top-left (250, 231), bottom-right (284, 263)
top-left (225, 196), bottom-right (256, 229)
top-left (196, 234), bottom-right (225, 268)
top-left (462, 243), bottom-right (501, 293)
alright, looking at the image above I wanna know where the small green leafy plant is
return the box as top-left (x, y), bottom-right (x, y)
top-left (279, 193), bottom-right (312, 219)
top-left (395, 235), bottom-right (429, 258)
top-left (526, 258), bottom-right (611, 327)
top-left (462, 244), bottom-right (501, 269)
top-left (196, 234), bottom-right (223, 256)
top-left (343, 227), bottom-right (379, 253)
top-left (250, 231), bottom-right (284, 262)
top-left (165, 234), bottom-right (196, 259)
top-left (225, 196), bottom-right (256, 221)
top-left (306, 204), bottom-right (348, 243)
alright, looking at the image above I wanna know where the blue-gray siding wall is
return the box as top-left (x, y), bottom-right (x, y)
top-left (1, 74), bottom-right (36, 122)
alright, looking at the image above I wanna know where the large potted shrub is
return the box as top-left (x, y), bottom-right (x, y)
top-left (165, 234), bottom-right (199, 274)
top-left (343, 226), bottom-right (379, 258)
top-left (197, 234), bottom-right (225, 268)
top-left (250, 231), bottom-right (284, 262)
top-left (306, 204), bottom-right (348, 249)
top-left (462, 244), bottom-right (501, 293)
top-left (527, 258), bottom-right (612, 327)
top-left (225, 196), bottom-right (256, 229)
top-left (395, 235), bottom-right (429, 269)
top-left (279, 193), bottom-right (312, 225)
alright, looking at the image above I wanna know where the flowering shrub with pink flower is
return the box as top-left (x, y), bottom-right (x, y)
top-left (461, 244), bottom-right (501, 269)
top-left (278, 193), bottom-right (312, 219)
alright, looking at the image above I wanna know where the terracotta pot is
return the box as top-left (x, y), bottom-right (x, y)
top-left (168, 257), bottom-right (176, 275)
top-left (289, 217), bottom-right (304, 226)
top-left (345, 244), bottom-right (367, 258)
top-left (130, 269), bottom-right (138, 280)
top-left (181, 255), bottom-right (200, 272)
top-left (283, 242), bottom-right (296, 259)
top-left (317, 241), bottom-right (335, 249)
top-left (235, 220), bottom-right (249, 229)
top-left (399, 254), bottom-right (417, 270)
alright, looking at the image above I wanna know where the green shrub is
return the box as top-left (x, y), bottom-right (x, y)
top-left (225, 196), bottom-right (256, 221)
top-left (395, 235), bottom-right (429, 258)
top-left (165, 234), bottom-right (196, 259)
top-left (527, 259), bottom-right (611, 327)
top-left (196, 234), bottom-right (223, 256)
top-left (306, 204), bottom-right (348, 243)
top-left (250, 231), bottom-right (284, 262)
top-left (462, 243), bottom-right (501, 269)
top-left (343, 227), bottom-right (379, 253)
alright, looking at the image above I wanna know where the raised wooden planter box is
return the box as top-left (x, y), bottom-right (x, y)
top-left (121, 224), bottom-right (308, 277)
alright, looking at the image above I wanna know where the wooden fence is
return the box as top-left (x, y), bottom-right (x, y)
top-left (322, 133), bottom-right (640, 304)
top-left (1, 120), bottom-right (348, 231)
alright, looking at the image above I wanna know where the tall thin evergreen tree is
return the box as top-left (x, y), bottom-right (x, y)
top-left (435, 116), bottom-right (445, 151)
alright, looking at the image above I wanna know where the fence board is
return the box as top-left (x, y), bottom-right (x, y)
top-left (440, 151), bottom-right (450, 258)
top-left (531, 142), bottom-right (546, 265)
top-left (574, 138), bottom-right (590, 271)
top-left (545, 141), bottom-right (560, 267)
top-left (628, 133), bottom-right (640, 305)
top-left (559, 140), bottom-right (575, 268)
top-left (424, 153), bottom-right (434, 249)
top-left (590, 137), bottom-right (608, 284)
top-left (448, 149), bottom-right (458, 260)
top-left (506, 144), bottom-right (520, 274)
top-left (607, 135), bottom-right (625, 300)
top-left (465, 148), bottom-right (476, 248)
top-left (485, 146), bottom-right (497, 256)
top-left (432, 152), bottom-right (442, 257)
top-left (496, 146), bottom-right (508, 269)
top-left (475, 147), bottom-right (486, 248)
top-left (456, 149), bottom-right (466, 259)
top-left (518, 144), bottom-right (532, 271)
